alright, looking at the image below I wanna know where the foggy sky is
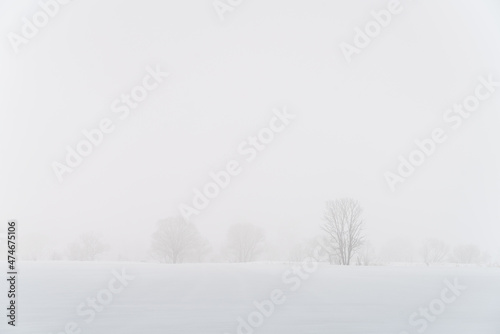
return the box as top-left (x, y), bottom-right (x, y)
top-left (1, 0), bottom-right (499, 260)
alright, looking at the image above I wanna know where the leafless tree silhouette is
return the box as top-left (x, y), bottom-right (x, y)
top-left (69, 232), bottom-right (107, 261)
top-left (225, 223), bottom-right (265, 263)
top-left (151, 217), bottom-right (202, 264)
top-left (321, 198), bottom-right (365, 265)
top-left (452, 244), bottom-right (482, 264)
top-left (420, 238), bottom-right (449, 265)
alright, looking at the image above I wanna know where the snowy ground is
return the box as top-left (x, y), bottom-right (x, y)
top-left (1, 262), bottom-right (499, 334)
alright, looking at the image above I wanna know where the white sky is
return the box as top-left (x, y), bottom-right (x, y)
top-left (1, 0), bottom-right (500, 259)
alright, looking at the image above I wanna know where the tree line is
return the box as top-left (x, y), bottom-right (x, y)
top-left (10, 198), bottom-right (496, 266)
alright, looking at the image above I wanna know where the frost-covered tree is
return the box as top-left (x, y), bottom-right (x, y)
top-left (68, 232), bottom-right (107, 261)
top-left (151, 217), bottom-right (203, 264)
top-left (420, 238), bottom-right (449, 265)
top-left (225, 223), bottom-right (265, 263)
top-left (451, 244), bottom-right (482, 264)
top-left (321, 198), bottom-right (365, 265)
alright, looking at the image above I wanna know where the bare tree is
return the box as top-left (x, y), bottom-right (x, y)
top-left (225, 223), bottom-right (265, 263)
top-left (68, 232), bottom-right (107, 261)
top-left (151, 217), bottom-right (202, 264)
top-left (451, 244), bottom-right (482, 264)
top-left (321, 198), bottom-right (365, 265)
top-left (420, 238), bottom-right (449, 266)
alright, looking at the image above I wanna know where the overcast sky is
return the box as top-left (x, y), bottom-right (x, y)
top-left (1, 0), bottom-right (499, 259)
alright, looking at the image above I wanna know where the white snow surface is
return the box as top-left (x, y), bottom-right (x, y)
top-left (1, 262), bottom-right (499, 333)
